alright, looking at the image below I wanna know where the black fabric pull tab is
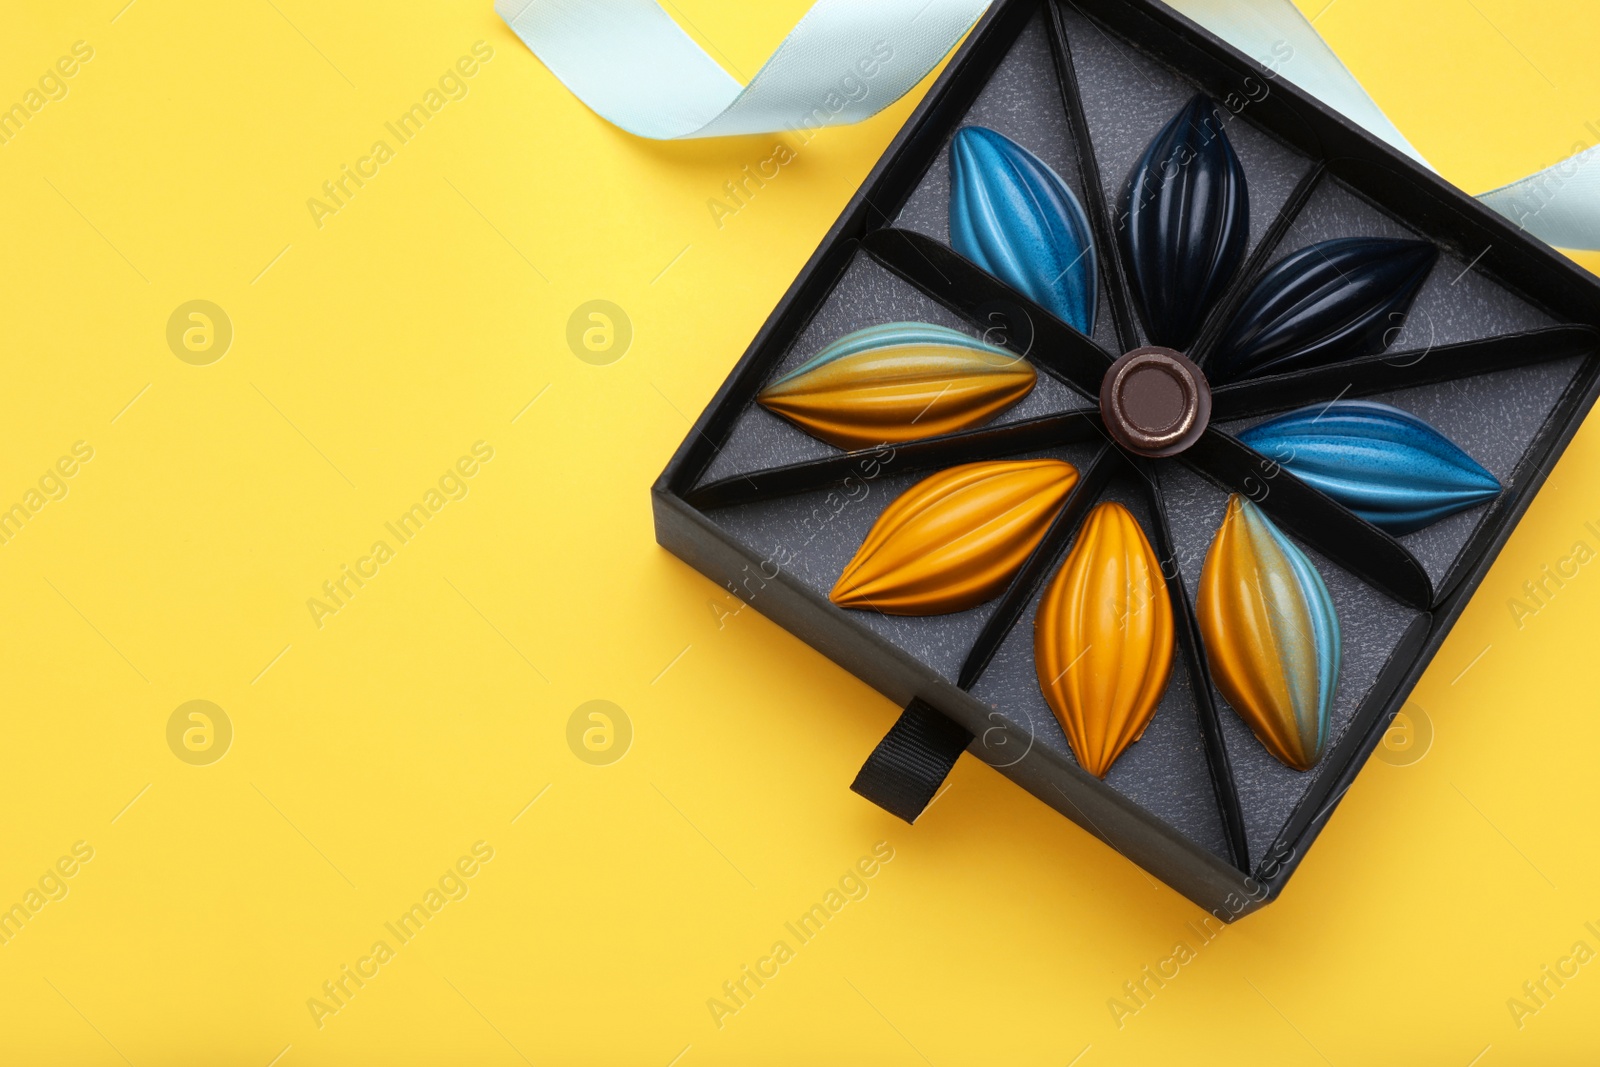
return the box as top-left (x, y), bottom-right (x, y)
top-left (850, 699), bottom-right (973, 823)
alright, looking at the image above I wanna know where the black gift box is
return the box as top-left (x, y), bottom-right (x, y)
top-left (651, 0), bottom-right (1600, 917)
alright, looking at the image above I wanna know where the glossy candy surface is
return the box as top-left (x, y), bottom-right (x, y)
top-left (757, 322), bottom-right (1037, 450)
top-left (949, 126), bottom-right (1098, 334)
top-left (1210, 237), bottom-right (1437, 382)
top-left (831, 459), bottom-right (1078, 615)
top-left (1123, 96), bottom-right (1250, 351)
top-left (1198, 496), bottom-right (1339, 771)
top-left (1238, 400), bottom-right (1500, 534)
top-left (1034, 502), bottom-right (1173, 778)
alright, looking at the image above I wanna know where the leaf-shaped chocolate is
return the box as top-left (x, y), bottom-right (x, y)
top-left (949, 126), bottom-right (1098, 334)
top-left (1238, 400), bottom-right (1500, 534)
top-left (1122, 95), bottom-right (1249, 350)
top-left (831, 459), bottom-right (1078, 615)
top-left (757, 322), bottom-right (1037, 450)
top-left (1034, 502), bottom-right (1174, 778)
top-left (1209, 237), bottom-right (1437, 383)
top-left (1198, 496), bottom-right (1339, 771)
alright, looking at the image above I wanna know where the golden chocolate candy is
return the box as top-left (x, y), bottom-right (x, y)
top-left (1197, 495), bottom-right (1339, 771)
top-left (831, 458), bottom-right (1078, 615)
top-left (1034, 502), bottom-right (1174, 778)
top-left (758, 322), bottom-right (1036, 450)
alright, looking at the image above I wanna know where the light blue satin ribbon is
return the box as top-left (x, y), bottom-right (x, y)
top-left (493, 0), bottom-right (990, 139)
top-left (496, 0), bottom-right (1600, 250)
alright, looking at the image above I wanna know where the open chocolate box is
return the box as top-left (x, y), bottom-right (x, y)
top-left (651, 0), bottom-right (1600, 917)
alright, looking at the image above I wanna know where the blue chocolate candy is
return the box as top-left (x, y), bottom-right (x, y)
top-left (949, 126), bottom-right (1097, 335)
top-left (1238, 400), bottom-right (1500, 534)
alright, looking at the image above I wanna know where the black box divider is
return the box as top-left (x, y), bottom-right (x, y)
top-left (1139, 454), bottom-right (1251, 871)
top-left (686, 411), bottom-right (1107, 509)
top-left (1430, 355), bottom-right (1600, 600)
top-left (1254, 610), bottom-right (1432, 880)
top-left (1185, 430), bottom-right (1433, 609)
top-left (652, 0), bottom-right (1600, 916)
top-left (1211, 326), bottom-right (1600, 421)
top-left (1047, 0), bottom-right (1139, 355)
top-left (863, 229), bottom-right (1114, 388)
top-left (1326, 158), bottom-right (1600, 331)
top-left (957, 444), bottom-right (1117, 688)
top-left (1188, 165), bottom-right (1326, 369)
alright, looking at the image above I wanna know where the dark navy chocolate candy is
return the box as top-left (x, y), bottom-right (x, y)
top-left (1210, 237), bottom-right (1437, 382)
top-left (1122, 95), bottom-right (1250, 351)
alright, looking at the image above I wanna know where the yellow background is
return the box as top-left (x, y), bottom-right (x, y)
top-left (2, 0), bottom-right (1598, 1062)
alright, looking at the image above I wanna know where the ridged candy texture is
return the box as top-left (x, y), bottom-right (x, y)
top-left (949, 126), bottom-right (1098, 334)
top-left (1123, 95), bottom-right (1250, 350)
top-left (757, 322), bottom-right (1037, 450)
top-left (1034, 502), bottom-right (1174, 778)
top-left (831, 459), bottom-right (1078, 616)
top-left (1198, 496), bottom-right (1339, 771)
top-left (1238, 401), bottom-right (1500, 534)
top-left (1210, 237), bottom-right (1437, 382)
